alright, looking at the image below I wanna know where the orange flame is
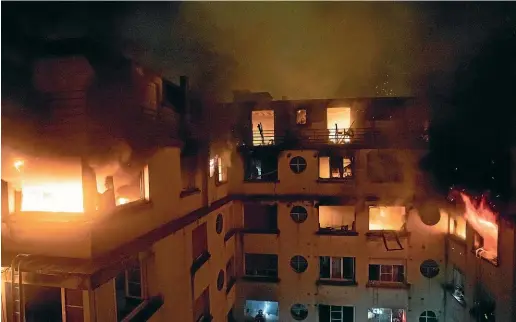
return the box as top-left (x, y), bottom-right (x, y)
top-left (460, 192), bottom-right (498, 261)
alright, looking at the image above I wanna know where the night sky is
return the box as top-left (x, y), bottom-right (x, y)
top-left (2, 2), bottom-right (516, 202)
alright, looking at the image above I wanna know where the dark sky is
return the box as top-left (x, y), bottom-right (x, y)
top-left (3, 2), bottom-right (516, 100)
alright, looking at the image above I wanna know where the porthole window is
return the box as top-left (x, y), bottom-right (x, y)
top-left (290, 304), bottom-right (308, 320)
top-left (420, 259), bottom-right (440, 278)
top-left (289, 156), bottom-right (307, 174)
top-left (419, 311), bottom-right (438, 322)
top-left (216, 214), bottom-right (224, 234)
top-left (217, 270), bottom-right (225, 291)
top-left (290, 255), bottom-right (308, 273)
top-left (290, 206), bottom-right (308, 223)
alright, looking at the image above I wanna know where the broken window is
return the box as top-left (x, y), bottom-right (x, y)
top-left (318, 206), bottom-right (356, 232)
top-left (192, 223), bottom-right (208, 262)
top-left (115, 262), bottom-right (144, 321)
top-left (368, 264), bottom-right (405, 283)
top-left (327, 107), bottom-right (352, 144)
top-left (181, 155), bottom-right (198, 192)
top-left (319, 305), bottom-right (354, 322)
top-left (319, 156), bottom-right (353, 179)
top-left (319, 257), bottom-right (355, 281)
top-left (244, 254), bottom-right (278, 278)
top-left (368, 206), bottom-right (406, 231)
top-left (366, 151), bottom-right (403, 183)
top-left (193, 287), bottom-right (210, 322)
top-left (367, 308), bottom-right (406, 322)
top-left (252, 110), bottom-right (275, 146)
top-left (243, 204), bottom-right (278, 232)
top-left (451, 267), bottom-right (465, 305)
top-left (449, 215), bottom-right (466, 240)
top-left (296, 109), bottom-right (307, 125)
top-left (244, 152), bottom-right (278, 181)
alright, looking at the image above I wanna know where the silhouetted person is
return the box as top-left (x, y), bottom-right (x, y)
top-left (254, 309), bottom-right (266, 322)
top-left (257, 123), bottom-right (265, 145)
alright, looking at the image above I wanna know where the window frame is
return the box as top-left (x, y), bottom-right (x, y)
top-left (244, 253), bottom-right (279, 278)
top-left (62, 288), bottom-right (84, 322)
top-left (290, 205), bottom-right (308, 223)
top-left (289, 156), bottom-right (307, 174)
top-left (295, 109), bottom-right (307, 125)
top-left (419, 310), bottom-right (438, 322)
top-left (290, 255), bottom-right (309, 273)
top-left (319, 256), bottom-right (355, 281)
top-left (369, 264), bottom-right (405, 283)
top-left (318, 155), bottom-right (354, 180)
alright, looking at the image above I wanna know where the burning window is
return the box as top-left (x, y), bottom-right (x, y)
top-left (244, 300), bottom-right (279, 321)
top-left (319, 206), bottom-right (355, 232)
top-left (449, 215), bottom-right (466, 240)
top-left (217, 156), bottom-right (228, 183)
top-left (368, 206), bottom-right (406, 231)
top-left (460, 193), bottom-right (498, 265)
top-left (209, 158), bottom-right (216, 178)
top-left (369, 264), bottom-right (405, 283)
top-left (319, 156), bottom-right (353, 179)
top-left (252, 110), bottom-right (275, 146)
top-left (319, 256), bottom-right (355, 281)
top-left (327, 107), bottom-right (352, 144)
top-left (367, 308), bottom-right (406, 322)
top-left (296, 109), bottom-right (307, 125)
top-left (245, 254), bottom-right (278, 278)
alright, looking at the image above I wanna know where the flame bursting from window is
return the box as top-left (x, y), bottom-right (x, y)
top-left (460, 193), bottom-right (499, 261)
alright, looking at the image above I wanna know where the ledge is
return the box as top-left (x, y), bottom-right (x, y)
top-left (241, 276), bottom-right (280, 283)
top-left (317, 178), bottom-right (354, 183)
top-left (109, 199), bottom-right (153, 217)
top-left (317, 279), bottom-right (357, 287)
top-left (226, 277), bottom-right (237, 294)
top-left (244, 179), bottom-right (280, 183)
top-left (190, 251), bottom-right (211, 276)
top-left (365, 230), bottom-right (411, 238)
top-left (224, 228), bottom-right (238, 242)
top-left (122, 294), bottom-right (164, 322)
top-left (366, 281), bottom-right (410, 289)
top-left (316, 229), bottom-right (359, 236)
top-left (470, 249), bottom-right (499, 267)
top-left (241, 228), bottom-right (280, 235)
top-left (180, 188), bottom-right (201, 198)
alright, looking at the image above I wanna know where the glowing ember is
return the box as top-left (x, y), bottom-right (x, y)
top-left (14, 160), bottom-right (24, 172)
top-left (460, 193), bottom-right (498, 261)
top-left (117, 197), bottom-right (129, 205)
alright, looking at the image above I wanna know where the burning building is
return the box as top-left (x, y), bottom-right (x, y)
top-left (2, 39), bottom-right (516, 322)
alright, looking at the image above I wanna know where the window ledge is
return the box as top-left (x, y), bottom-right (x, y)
top-left (317, 279), bottom-right (357, 287)
top-left (366, 281), bottom-right (410, 289)
top-left (190, 251), bottom-right (211, 275)
top-left (109, 199), bottom-right (153, 216)
top-left (470, 249), bottom-right (499, 267)
top-left (215, 180), bottom-right (228, 187)
top-left (224, 228), bottom-right (238, 242)
top-left (226, 277), bottom-right (237, 294)
top-left (244, 179), bottom-right (280, 183)
top-left (180, 188), bottom-right (201, 198)
top-left (121, 294), bottom-right (164, 322)
top-left (317, 178), bottom-right (354, 183)
top-left (365, 230), bottom-right (411, 238)
top-left (316, 229), bottom-right (358, 236)
top-left (242, 276), bottom-right (280, 283)
top-left (242, 228), bottom-right (280, 235)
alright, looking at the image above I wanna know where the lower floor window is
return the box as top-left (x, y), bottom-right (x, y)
top-left (369, 264), bottom-right (405, 283)
top-left (244, 300), bottom-right (279, 321)
top-left (115, 262), bottom-right (144, 321)
top-left (367, 308), bottom-right (406, 322)
top-left (318, 305), bottom-right (354, 322)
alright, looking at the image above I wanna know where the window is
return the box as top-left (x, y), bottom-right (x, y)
top-left (290, 256), bottom-right (308, 273)
top-left (291, 304), bottom-right (308, 320)
top-left (244, 300), bottom-right (279, 320)
top-left (217, 270), bottom-right (225, 291)
top-left (366, 151), bottom-right (403, 183)
top-left (290, 205), bottom-right (308, 223)
top-left (209, 158), bottom-right (216, 178)
top-left (244, 153), bottom-right (278, 181)
top-left (252, 110), bottom-right (275, 146)
top-left (319, 206), bottom-right (355, 232)
top-left (192, 223), bottom-right (208, 262)
top-left (451, 267), bottom-right (465, 304)
top-left (115, 263), bottom-right (144, 321)
top-left (193, 287), bottom-right (210, 322)
top-left (216, 214), bottom-right (224, 234)
top-left (319, 156), bottom-right (353, 179)
top-left (101, 164), bottom-right (150, 208)
top-left (181, 155), bottom-right (198, 192)
top-left (244, 204), bottom-right (277, 231)
top-left (368, 206), bottom-right (406, 231)
top-left (217, 156), bottom-right (228, 183)
top-left (319, 257), bottom-right (355, 281)
top-left (289, 156), bottom-right (307, 174)
top-left (245, 254), bottom-right (278, 278)
top-left (327, 107), bottom-right (352, 144)
top-left (449, 215), bottom-right (466, 239)
top-left (318, 305), bottom-right (354, 322)
top-left (367, 308), bottom-right (406, 322)
top-left (63, 289), bottom-right (84, 322)
top-left (419, 311), bottom-right (438, 322)
top-left (369, 264), bottom-right (405, 283)
top-left (296, 109), bottom-right (307, 125)
top-left (420, 259), bottom-right (440, 279)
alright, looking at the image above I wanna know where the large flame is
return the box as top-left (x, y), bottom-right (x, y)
top-left (460, 192), bottom-right (498, 261)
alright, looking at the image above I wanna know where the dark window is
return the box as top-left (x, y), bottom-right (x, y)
top-left (451, 267), bottom-right (465, 304)
top-left (244, 153), bottom-right (278, 181)
top-left (227, 308), bottom-right (236, 322)
top-left (244, 204), bottom-right (277, 231)
top-left (192, 223), bottom-right (208, 261)
top-left (318, 305), bottom-right (354, 322)
top-left (291, 304), bottom-right (308, 320)
top-left (368, 264), bottom-right (405, 283)
top-left (420, 259), bottom-right (440, 279)
top-left (366, 151), bottom-right (403, 183)
top-left (115, 262), bottom-right (144, 321)
top-left (216, 214), bottom-right (224, 234)
top-left (181, 155), bottom-right (198, 192)
top-left (289, 156), bottom-right (307, 174)
top-left (193, 287), bottom-right (210, 322)
top-left (217, 270), bottom-right (225, 291)
top-left (290, 256), bottom-right (308, 273)
top-left (290, 206), bottom-right (308, 223)
top-left (245, 254), bottom-right (278, 277)
top-left (419, 311), bottom-right (438, 322)
top-left (319, 257), bottom-right (355, 281)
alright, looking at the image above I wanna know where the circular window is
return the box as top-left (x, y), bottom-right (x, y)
top-left (289, 156), bottom-right (307, 174)
top-left (290, 304), bottom-right (308, 320)
top-left (418, 203), bottom-right (441, 226)
top-left (290, 206), bottom-right (308, 223)
top-left (290, 255), bottom-right (308, 273)
top-left (216, 214), bottom-right (223, 234)
top-left (420, 259), bottom-right (440, 278)
top-left (419, 311), bottom-right (438, 322)
top-left (217, 270), bottom-right (225, 291)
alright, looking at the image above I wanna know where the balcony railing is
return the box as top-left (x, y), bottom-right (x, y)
top-left (247, 128), bottom-right (426, 148)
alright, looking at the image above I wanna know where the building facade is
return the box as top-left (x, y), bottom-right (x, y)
top-left (2, 40), bottom-right (516, 322)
